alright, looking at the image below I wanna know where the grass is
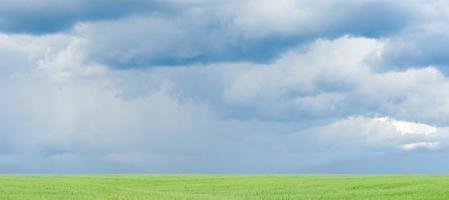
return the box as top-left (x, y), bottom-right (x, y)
top-left (0, 174), bottom-right (448, 199)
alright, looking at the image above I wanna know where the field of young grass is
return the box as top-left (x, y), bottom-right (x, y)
top-left (0, 174), bottom-right (448, 199)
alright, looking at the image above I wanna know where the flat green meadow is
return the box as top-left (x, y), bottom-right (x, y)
top-left (0, 174), bottom-right (448, 199)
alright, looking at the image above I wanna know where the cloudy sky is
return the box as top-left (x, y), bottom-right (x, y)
top-left (2, 0), bottom-right (449, 173)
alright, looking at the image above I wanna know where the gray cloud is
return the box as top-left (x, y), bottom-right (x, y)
top-left (0, 0), bottom-right (417, 68)
top-left (382, 25), bottom-right (449, 72)
top-left (368, 1), bottom-right (449, 72)
top-left (80, 0), bottom-right (412, 68)
top-left (0, 0), bottom-right (168, 34)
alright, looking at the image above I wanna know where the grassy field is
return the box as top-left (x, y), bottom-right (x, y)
top-left (0, 174), bottom-right (448, 199)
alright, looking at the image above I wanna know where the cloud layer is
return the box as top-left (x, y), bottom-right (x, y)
top-left (1, 0), bottom-right (449, 173)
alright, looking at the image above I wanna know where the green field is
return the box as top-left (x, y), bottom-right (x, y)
top-left (0, 174), bottom-right (448, 199)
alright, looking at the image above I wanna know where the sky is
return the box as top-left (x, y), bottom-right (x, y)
top-left (2, 0), bottom-right (449, 173)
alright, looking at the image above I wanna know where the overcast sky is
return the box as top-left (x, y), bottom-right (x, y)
top-left (2, 0), bottom-right (449, 173)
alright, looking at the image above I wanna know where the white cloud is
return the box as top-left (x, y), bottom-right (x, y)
top-left (297, 115), bottom-right (448, 152)
top-left (400, 142), bottom-right (439, 151)
top-left (375, 117), bottom-right (437, 136)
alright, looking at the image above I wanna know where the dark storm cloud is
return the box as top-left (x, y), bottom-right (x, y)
top-left (0, 1), bottom-right (415, 68)
top-left (0, 0), bottom-right (166, 34)
top-left (83, 0), bottom-right (413, 69)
